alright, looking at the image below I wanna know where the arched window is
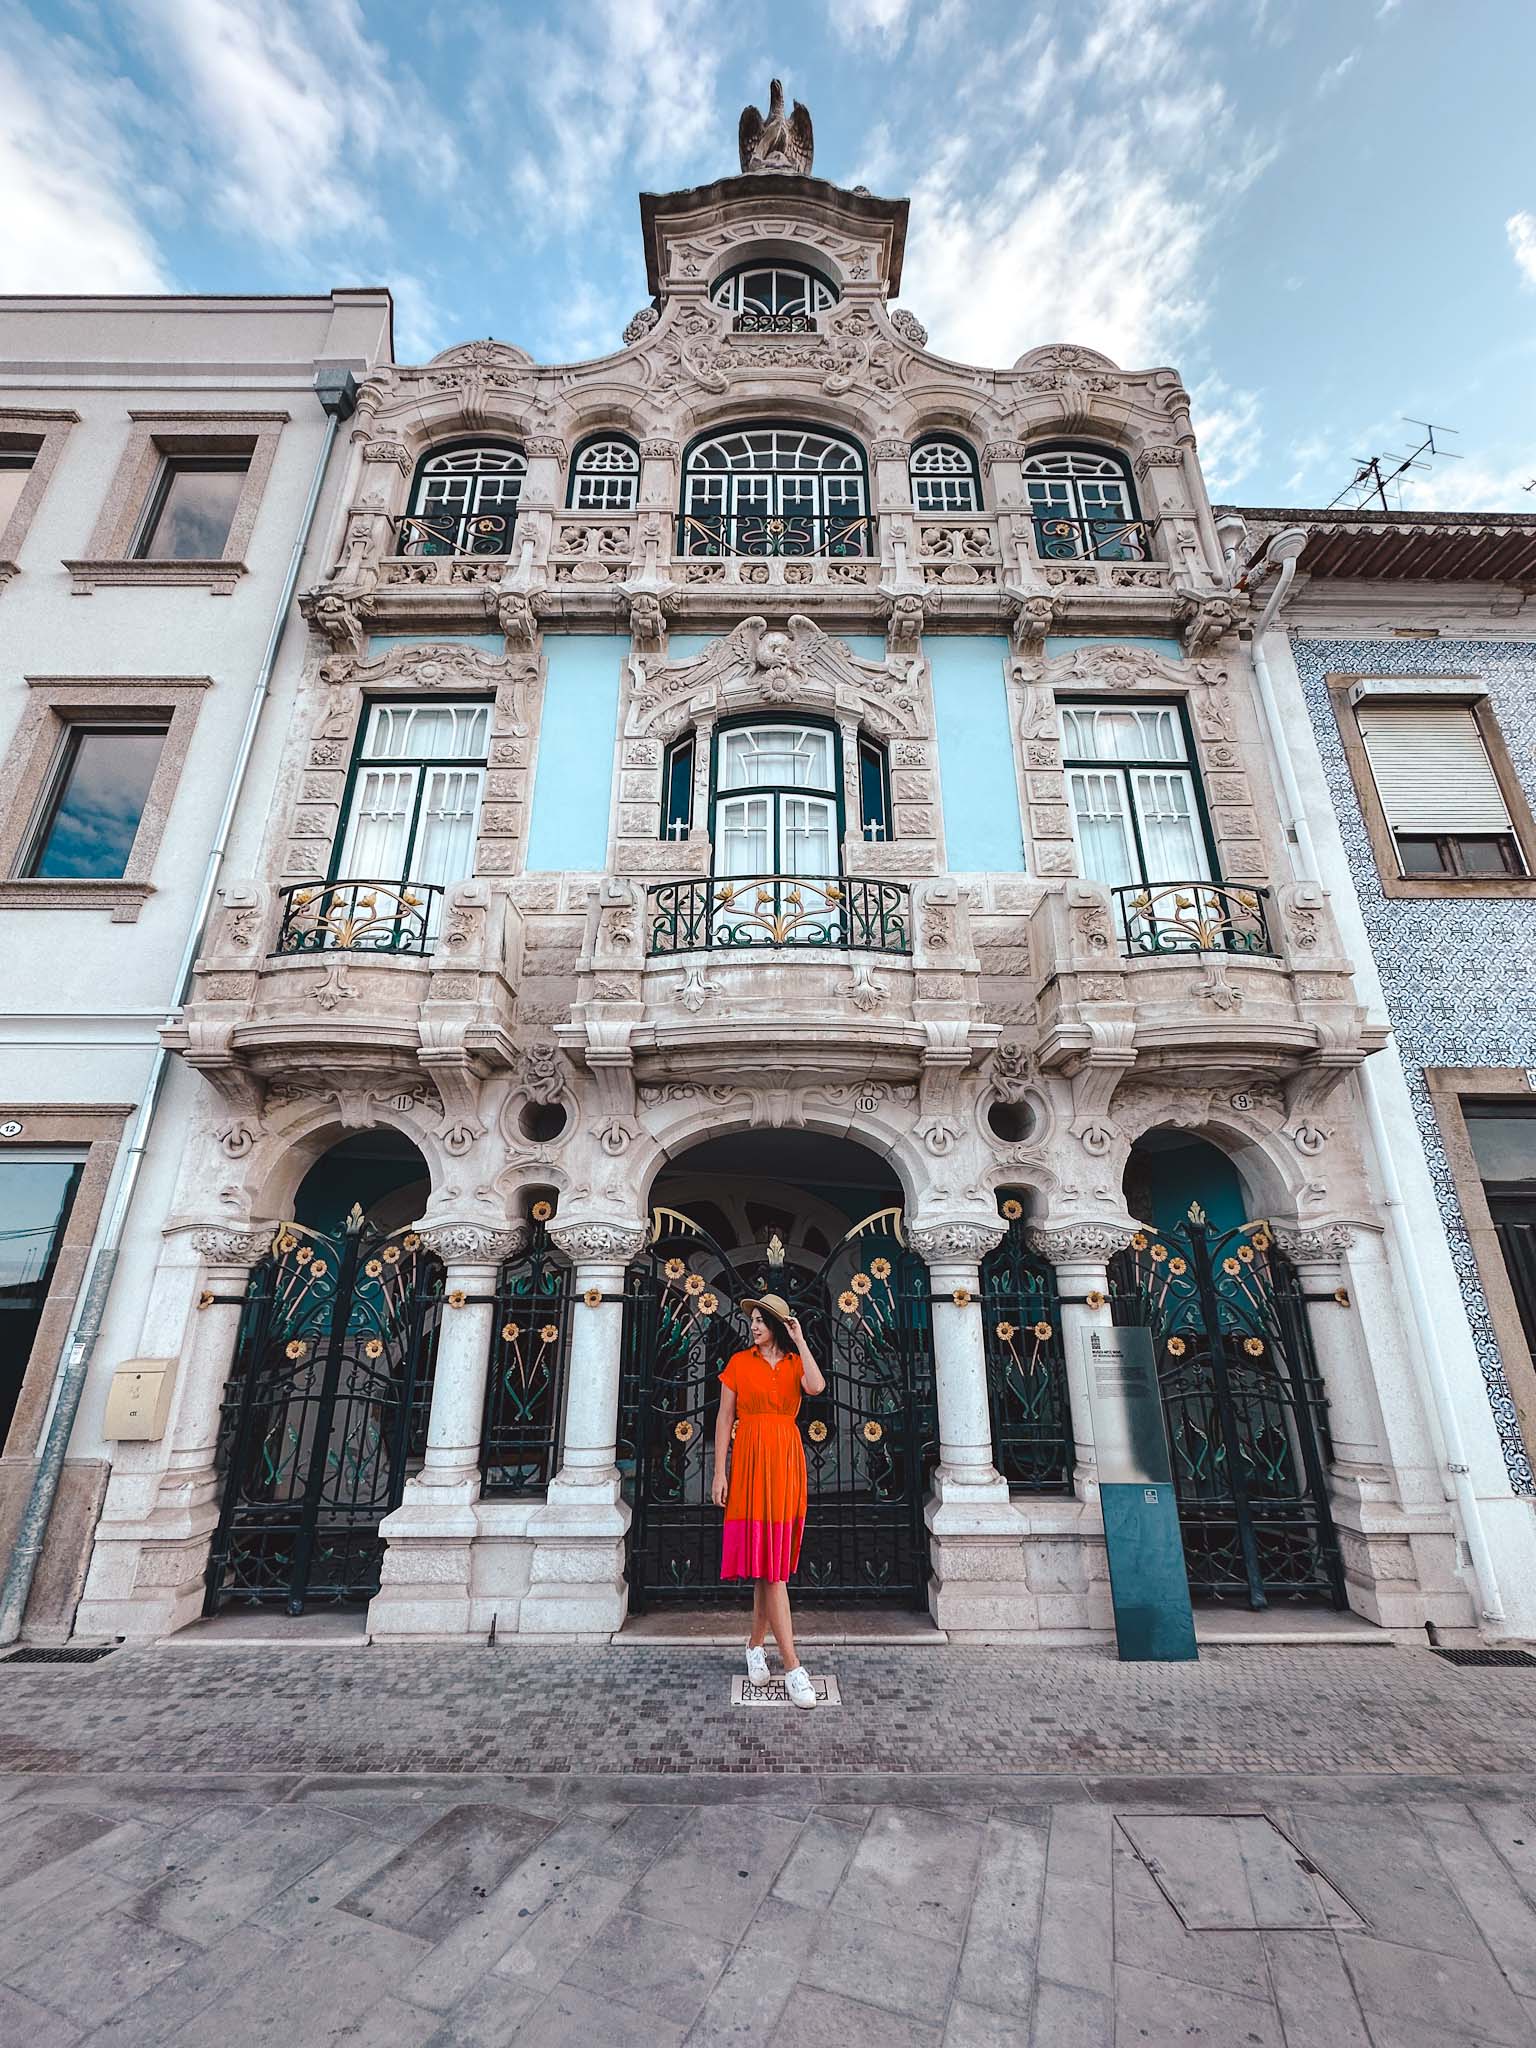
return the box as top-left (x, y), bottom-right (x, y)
top-left (680, 424), bottom-right (869, 558)
top-left (403, 442), bottom-right (525, 556)
top-left (1021, 444), bottom-right (1146, 563)
top-left (709, 263), bottom-right (838, 332)
top-left (568, 435), bottom-right (639, 511)
top-left (909, 435), bottom-right (981, 513)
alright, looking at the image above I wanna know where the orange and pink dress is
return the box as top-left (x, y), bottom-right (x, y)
top-left (719, 1347), bottom-right (808, 1582)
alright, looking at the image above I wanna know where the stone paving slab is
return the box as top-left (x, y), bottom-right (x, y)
top-left (1, 1640), bottom-right (1534, 1777)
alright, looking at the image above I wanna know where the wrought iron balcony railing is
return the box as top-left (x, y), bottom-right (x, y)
top-left (1112, 881), bottom-right (1275, 958)
top-left (272, 879), bottom-right (444, 957)
top-left (1032, 515), bottom-right (1158, 563)
top-left (677, 512), bottom-right (875, 560)
top-left (732, 310), bottom-right (817, 334)
top-left (390, 512), bottom-right (513, 558)
top-left (647, 875), bottom-right (912, 955)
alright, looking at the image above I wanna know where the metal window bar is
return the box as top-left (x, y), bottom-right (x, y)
top-left (645, 875), bottom-right (911, 954)
top-left (676, 512), bottom-right (875, 559)
top-left (980, 1218), bottom-right (1074, 1492)
top-left (732, 310), bottom-right (819, 334)
top-left (1111, 881), bottom-right (1274, 958)
top-left (480, 1224), bottom-right (573, 1497)
top-left (273, 879), bottom-right (443, 957)
top-left (1032, 514), bottom-right (1158, 563)
top-left (391, 512), bottom-right (512, 557)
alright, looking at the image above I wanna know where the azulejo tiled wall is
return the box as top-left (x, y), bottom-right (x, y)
top-left (1292, 634), bottom-right (1536, 1493)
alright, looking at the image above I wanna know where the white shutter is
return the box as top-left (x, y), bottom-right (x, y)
top-left (1356, 702), bottom-right (1512, 833)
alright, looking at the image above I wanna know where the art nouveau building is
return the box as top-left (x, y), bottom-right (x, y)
top-left (0, 290), bottom-right (393, 1637)
top-left (65, 97), bottom-right (1535, 1645)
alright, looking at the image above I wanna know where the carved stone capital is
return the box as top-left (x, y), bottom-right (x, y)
top-left (360, 439), bottom-right (410, 474)
top-left (417, 1222), bottom-right (530, 1264)
top-left (907, 1220), bottom-right (1007, 1263)
top-left (871, 438), bottom-right (910, 461)
top-left (1273, 1224), bottom-right (1356, 1262)
top-left (1134, 443), bottom-right (1186, 477)
top-left (550, 1220), bottom-right (648, 1264)
top-left (982, 441), bottom-right (1029, 471)
top-left (1025, 1223), bottom-right (1135, 1263)
top-left (639, 437), bottom-right (680, 460)
top-left (524, 438), bottom-right (568, 462)
top-left (191, 1226), bottom-right (273, 1268)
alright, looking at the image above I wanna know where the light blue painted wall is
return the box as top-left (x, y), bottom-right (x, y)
top-left (924, 634), bottom-right (1027, 872)
top-left (366, 633), bottom-right (504, 656)
top-left (526, 633), bottom-right (624, 872)
top-left (1044, 635), bottom-right (1183, 659)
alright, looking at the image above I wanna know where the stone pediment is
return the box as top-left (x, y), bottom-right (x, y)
top-left (1025, 641), bottom-right (1225, 693)
top-left (626, 614), bottom-right (925, 739)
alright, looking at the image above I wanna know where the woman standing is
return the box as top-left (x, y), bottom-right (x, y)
top-left (711, 1292), bottom-right (826, 1708)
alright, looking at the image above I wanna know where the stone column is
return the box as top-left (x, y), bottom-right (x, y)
top-left (1026, 1223), bottom-right (1135, 1505)
top-left (907, 1218), bottom-right (1035, 1633)
top-left (519, 1218), bottom-right (648, 1639)
top-left (370, 1222), bottom-right (525, 1641)
top-left (1275, 1227), bottom-right (1392, 1493)
top-left (75, 1224), bottom-right (273, 1642)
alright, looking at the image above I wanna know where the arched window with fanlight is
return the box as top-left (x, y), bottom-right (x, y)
top-left (402, 442), bottom-right (525, 557)
top-left (567, 434), bottom-right (639, 511)
top-left (909, 435), bottom-right (982, 513)
top-left (679, 423), bottom-right (869, 558)
top-left (1021, 444), bottom-right (1147, 563)
top-left (709, 262), bottom-right (838, 332)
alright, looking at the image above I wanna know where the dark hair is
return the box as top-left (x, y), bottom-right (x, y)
top-left (751, 1303), bottom-right (794, 1354)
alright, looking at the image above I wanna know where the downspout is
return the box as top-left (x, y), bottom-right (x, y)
top-left (1239, 527), bottom-right (1508, 1628)
top-left (0, 367), bottom-right (359, 1646)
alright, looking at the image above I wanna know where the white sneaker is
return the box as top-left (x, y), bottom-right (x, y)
top-left (745, 1639), bottom-right (770, 1686)
top-left (783, 1666), bottom-right (817, 1710)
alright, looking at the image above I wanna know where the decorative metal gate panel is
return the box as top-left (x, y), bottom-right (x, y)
top-left (618, 1209), bottom-right (936, 1607)
top-left (481, 1220), bottom-right (572, 1497)
top-left (205, 1211), bottom-right (442, 1613)
top-left (1110, 1207), bottom-right (1345, 1608)
top-left (980, 1206), bottom-right (1073, 1492)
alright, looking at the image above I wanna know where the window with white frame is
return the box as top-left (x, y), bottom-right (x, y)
top-left (909, 437), bottom-right (980, 513)
top-left (681, 425), bottom-right (868, 555)
top-left (1022, 446), bottom-right (1145, 561)
top-left (1355, 698), bottom-right (1526, 877)
top-left (1059, 702), bottom-right (1211, 889)
top-left (404, 444), bottom-right (525, 555)
top-left (568, 437), bottom-right (639, 511)
top-left (713, 722), bottom-right (840, 878)
top-left (336, 702), bottom-right (490, 907)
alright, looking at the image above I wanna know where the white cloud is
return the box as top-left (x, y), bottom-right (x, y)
top-left (1507, 212), bottom-right (1536, 288)
top-left (0, 27), bottom-right (170, 291)
top-left (1315, 50), bottom-right (1359, 96)
top-left (1394, 454), bottom-right (1536, 515)
top-left (1192, 375), bottom-right (1264, 493)
top-left (829, 0), bottom-right (913, 46)
top-left (129, 0), bottom-right (458, 252)
top-left (388, 274), bottom-right (450, 364)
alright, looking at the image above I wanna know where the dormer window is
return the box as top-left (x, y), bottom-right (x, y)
top-left (909, 436), bottom-right (981, 514)
top-left (401, 442), bottom-right (525, 557)
top-left (568, 435), bottom-right (639, 511)
top-left (709, 263), bottom-right (838, 333)
top-left (1021, 444), bottom-right (1147, 563)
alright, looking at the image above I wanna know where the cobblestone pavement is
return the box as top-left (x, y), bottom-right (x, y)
top-left (2, 1643), bottom-right (1536, 2043)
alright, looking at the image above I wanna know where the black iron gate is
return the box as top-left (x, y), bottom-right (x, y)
top-left (980, 1205), bottom-right (1073, 1492)
top-left (618, 1209), bottom-right (936, 1607)
top-left (205, 1209), bottom-right (443, 1613)
top-left (1110, 1206), bottom-right (1345, 1608)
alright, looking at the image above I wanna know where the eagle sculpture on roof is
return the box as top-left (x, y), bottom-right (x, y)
top-left (738, 78), bottom-right (814, 178)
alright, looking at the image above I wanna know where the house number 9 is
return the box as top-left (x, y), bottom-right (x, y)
top-left (1228, 1092), bottom-right (1254, 1112)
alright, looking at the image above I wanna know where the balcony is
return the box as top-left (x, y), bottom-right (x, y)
top-left (272, 879), bottom-right (445, 957)
top-left (1110, 881), bottom-right (1275, 959)
top-left (1028, 514), bottom-right (1171, 594)
top-left (646, 875), bottom-right (912, 955)
top-left (390, 512), bottom-right (513, 558)
top-left (674, 512), bottom-right (879, 591)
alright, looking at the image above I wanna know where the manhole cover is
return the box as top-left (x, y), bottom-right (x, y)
top-left (1431, 1647), bottom-right (1536, 1667)
top-left (731, 1673), bottom-right (841, 1707)
top-left (1116, 1813), bottom-right (1364, 1931)
top-left (3, 1645), bottom-right (118, 1665)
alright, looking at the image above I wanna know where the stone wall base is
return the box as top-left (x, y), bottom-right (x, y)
top-left (1330, 1495), bottom-right (1478, 1631)
top-left (927, 1487), bottom-right (1114, 1637)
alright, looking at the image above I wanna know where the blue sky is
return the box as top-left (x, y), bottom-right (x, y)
top-left (4, 0), bottom-right (1535, 511)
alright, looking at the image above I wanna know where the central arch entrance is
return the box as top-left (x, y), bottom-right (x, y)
top-left (618, 1130), bottom-right (935, 1609)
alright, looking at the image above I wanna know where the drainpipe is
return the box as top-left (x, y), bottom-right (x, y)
top-left (1239, 527), bottom-right (1508, 1628)
top-left (0, 368), bottom-right (359, 1646)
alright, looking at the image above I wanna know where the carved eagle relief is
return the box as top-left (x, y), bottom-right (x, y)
top-left (738, 78), bottom-right (814, 178)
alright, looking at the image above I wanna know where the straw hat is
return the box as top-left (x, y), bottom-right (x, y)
top-left (740, 1292), bottom-right (794, 1323)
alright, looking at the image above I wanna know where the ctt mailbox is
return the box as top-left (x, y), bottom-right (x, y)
top-left (1082, 1324), bottom-right (1197, 1662)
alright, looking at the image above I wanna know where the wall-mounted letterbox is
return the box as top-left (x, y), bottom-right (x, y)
top-left (103, 1359), bottom-right (176, 1441)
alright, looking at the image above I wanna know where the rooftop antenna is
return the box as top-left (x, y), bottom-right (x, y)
top-left (1327, 419), bottom-right (1460, 512)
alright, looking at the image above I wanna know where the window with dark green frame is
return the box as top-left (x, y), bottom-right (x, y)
top-left (1058, 700), bottom-right (1215, 890)
top-left (662, 735), bottom-right (694, 841)
top-left (858, 736), bottom-right (890, 841)
top-left (334, 701), bottom-right (490, 920)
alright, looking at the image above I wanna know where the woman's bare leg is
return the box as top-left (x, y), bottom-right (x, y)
top-left (749, 1579), bottom-right (769, 1650)
top-left (764, 1580), bottom-right (799, 1672)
